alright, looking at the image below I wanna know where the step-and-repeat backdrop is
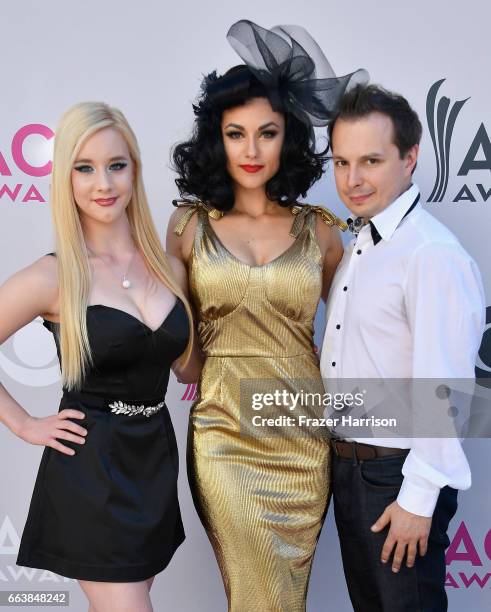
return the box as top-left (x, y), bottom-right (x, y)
top-left (0, 1), bottom-right (489, 610)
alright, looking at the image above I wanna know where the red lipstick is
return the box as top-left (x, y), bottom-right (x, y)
top-left (94, 197), bottom-right (117, 207)
top-left (240, 165), bottom-right (264, 173)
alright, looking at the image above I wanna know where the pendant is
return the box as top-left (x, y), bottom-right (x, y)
top-left (122, 277), bottom-right (131, 289)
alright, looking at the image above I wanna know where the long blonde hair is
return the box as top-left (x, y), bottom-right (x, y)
top-left (51, 102), bottom-right (193, 389)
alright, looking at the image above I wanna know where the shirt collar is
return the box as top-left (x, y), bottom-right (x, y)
top-left (370, 184), bottom-right (420, 243)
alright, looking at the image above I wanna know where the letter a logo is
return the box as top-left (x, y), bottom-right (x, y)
top-left (0, 516), bottom-right (20, 555)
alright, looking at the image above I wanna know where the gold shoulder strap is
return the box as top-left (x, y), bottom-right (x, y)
top-left (172, 199), bottom-right (224, 236)
top-left (289, 203), bottom-right (348, 237)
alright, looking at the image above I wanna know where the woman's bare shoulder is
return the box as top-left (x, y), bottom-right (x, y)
top-left (0, 255), bottom-right (59, 342)
top-left (8, 255), bottom-right (58, 293)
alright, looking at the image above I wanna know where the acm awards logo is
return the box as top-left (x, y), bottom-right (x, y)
top-left (0, 124), bottom-right (53, 204)
top-left (445, 521), bottom-right (491, 590)
top-left (426, 79), bottom-right (490, 204)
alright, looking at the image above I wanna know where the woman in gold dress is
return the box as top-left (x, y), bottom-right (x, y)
top-left (167, 21), bottom-right (367, 611)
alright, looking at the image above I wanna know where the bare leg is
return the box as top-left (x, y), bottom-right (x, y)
top-left (80, 580), bottom-right (153, 612)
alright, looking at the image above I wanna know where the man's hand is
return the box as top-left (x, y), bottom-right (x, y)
top-left (371, 501), bottom-right (432, 573)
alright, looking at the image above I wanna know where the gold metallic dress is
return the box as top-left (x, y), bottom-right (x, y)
top-left (174, 202), bottom-right (346, 612)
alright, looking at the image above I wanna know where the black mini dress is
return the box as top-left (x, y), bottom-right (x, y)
top-left (16, 297), bottom-right (188, 582)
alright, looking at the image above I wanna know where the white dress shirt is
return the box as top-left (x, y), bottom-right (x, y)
top-left (320, 183), bottom-right (486, 516)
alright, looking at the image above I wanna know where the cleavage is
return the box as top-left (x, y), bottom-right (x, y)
top-left (89, 283), bottom-right (177, 331)
top-left (209, 216), bottom-right (297, 267)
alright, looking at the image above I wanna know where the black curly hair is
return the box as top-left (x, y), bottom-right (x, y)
top-left (172, 65), bottom-right (327, 211)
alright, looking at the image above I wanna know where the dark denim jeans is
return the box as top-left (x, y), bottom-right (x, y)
top-left (332, 453), bottom-right (458, 612)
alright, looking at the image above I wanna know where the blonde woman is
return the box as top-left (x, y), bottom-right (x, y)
top-left (0, 102), bottom-right (198, 612)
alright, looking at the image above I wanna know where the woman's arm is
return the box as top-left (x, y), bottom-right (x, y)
top-left (166, 249), bottom-right (204, 384)
top-left (0, 256), bottom-right (87, 454)
top-left (315, 217), bottom-right (344, 302)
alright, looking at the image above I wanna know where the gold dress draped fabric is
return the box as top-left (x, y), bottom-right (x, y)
top-left (175, 202), bottom-right (346, 612)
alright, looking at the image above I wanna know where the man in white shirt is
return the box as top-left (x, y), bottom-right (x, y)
top-left (320, 84), bottom-right (485, 611)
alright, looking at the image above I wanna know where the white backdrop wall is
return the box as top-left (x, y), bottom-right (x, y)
top-left (0, 1), bottom-right (489, 610)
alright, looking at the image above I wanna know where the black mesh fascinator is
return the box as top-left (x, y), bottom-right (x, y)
top-left (226, 20), bottom-right (368, 130)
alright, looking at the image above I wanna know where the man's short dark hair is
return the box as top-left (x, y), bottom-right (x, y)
top-left (328, 84), bottom-right (422, 158)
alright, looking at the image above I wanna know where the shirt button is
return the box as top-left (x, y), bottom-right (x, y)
top-left (336, 324), bottom-right (341, 330)
top-left (343, 286), bottom-right (348, 291)
top-left (332, 361), bottom-right (336, 367)
top-left (357, 249), bottom-right (362, 255)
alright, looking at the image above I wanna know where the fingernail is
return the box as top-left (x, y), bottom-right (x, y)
top-left (392, 568), bottom-right (399, 573)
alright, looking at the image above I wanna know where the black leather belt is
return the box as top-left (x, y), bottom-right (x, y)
top-left (331, 439), bottom-right (410, 461)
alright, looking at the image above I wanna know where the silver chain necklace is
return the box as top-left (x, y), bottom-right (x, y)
top-left (87, 247), bottom-right (137, 290)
